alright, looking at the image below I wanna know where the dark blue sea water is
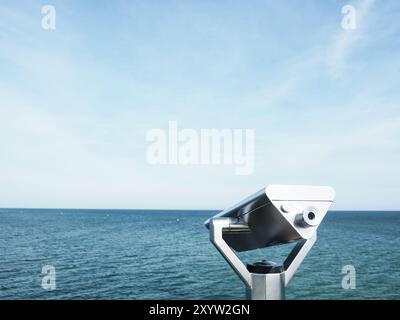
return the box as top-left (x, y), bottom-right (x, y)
top-left (0, 209), bottom-right (399, 300)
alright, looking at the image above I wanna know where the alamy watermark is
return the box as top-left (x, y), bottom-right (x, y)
top-left (341, 265), bottom-right (356, 289)
top-left (41, 265), bottom-right (56, 290)
top-left (341, 5), bottom-right (357, 30)
top-left (41, 5), bottom-right (56, 30)
top-left (146, 121), bottom-right (255, 175)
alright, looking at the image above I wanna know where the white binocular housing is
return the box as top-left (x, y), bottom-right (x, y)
top-left (205, 184), bottom-right (335, 300)
top-left (205, 184), bottom-right (335, 251)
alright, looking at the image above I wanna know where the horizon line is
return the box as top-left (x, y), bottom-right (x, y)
top-left (1, 207), bottom-right (399, 212)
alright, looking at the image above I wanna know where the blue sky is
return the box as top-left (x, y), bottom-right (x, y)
top-left (0, 0), bottom-right (399, 210)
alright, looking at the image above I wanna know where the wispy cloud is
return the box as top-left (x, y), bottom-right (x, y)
top-left (327, 0), bottom-right (375, 77)
top-left (0, 0), bottom-right (399, 209)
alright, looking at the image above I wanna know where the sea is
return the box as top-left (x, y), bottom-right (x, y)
top-left (0, 209), bottom-right (399, 300)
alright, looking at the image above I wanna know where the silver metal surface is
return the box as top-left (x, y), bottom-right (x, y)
top-left (205, 185), bottom-right (334, 251)
top-left (209, 218), bottom-right (251, 288)
top-left (206, 184), bottom-right (335, 300)
top-left (283, 233), bottom-right (317, 286)
top-left (247, 273), bottom-right (285, 300)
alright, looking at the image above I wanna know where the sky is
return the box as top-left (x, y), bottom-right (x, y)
top-left (0, 0), bottom-right (399, 210)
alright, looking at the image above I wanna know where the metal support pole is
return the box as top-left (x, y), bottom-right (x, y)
top-left (209, 218), bottom-right (317, 300)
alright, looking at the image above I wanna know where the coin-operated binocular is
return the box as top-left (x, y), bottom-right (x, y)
top-left (205, 185), bottom-right (335, 300)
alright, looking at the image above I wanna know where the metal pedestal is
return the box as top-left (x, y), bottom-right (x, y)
top-left (246, 272), bottom-right (285, 300)
top-left (209, 217), bottom-right (317, 300)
